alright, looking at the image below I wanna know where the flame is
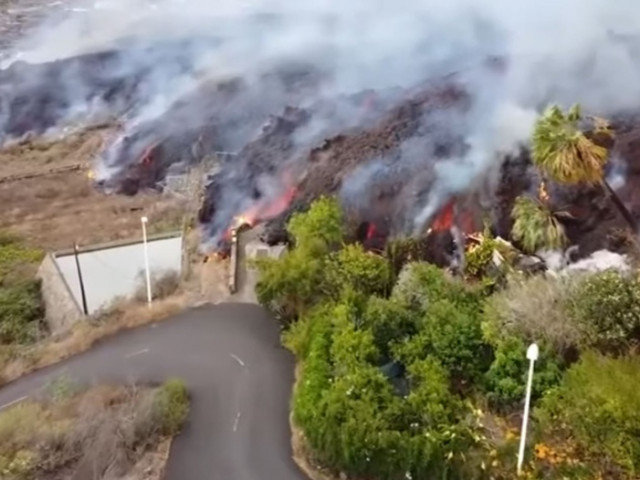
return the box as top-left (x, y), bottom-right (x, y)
top-left (458, 209), bottom-right (477, 235)
top-left (87, 169), bottom-right (95, 180)
top-left (223, 174), bottom-right (297, 242)
top-left (366, 222), bottom-right (377, 240)
top-left (430, 199), bottom-right (455, 231)
top-left (203, 252), bottom-right (226, 263)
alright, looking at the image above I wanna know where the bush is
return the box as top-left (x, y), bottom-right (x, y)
top-left (395, 299), bottom-right (491, 388)
top-left (537, 352), bottom-right (640, 476)
top-left (153, 378), bottom-right (189, 436)
top-left (392, 261), bottom-right (481, 314)
top-left (255, 248), bottom-right (327, 321)
top-left (482, 274), bottom-right (582, 357)
top-left (484, 336), bottom-right (563, 411)
top-left (287, 196), bottom-right (343, 252)
top-left (324, 244), bottom-right (391, 299)
top-left (361, 297), bottom-right (418, 357)
top-left (0, 280), bottom-right (43, 344)
top-left (0, 235), bottom-right (43, 283)
top-left (567, 270), bottom-right (640, 351)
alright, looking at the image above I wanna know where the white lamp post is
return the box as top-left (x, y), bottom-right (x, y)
top-left (517, 343), bottom-right (539, 475)
top-left (141, 216), bottom-right (152, 307)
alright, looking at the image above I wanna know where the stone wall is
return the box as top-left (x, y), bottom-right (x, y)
top-left (37, 253), bottom-right (84, 334)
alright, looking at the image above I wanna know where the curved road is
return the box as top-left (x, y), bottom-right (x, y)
top-left (0, 303), bottom-right (308, 480)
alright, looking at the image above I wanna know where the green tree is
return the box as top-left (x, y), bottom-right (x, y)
top-left (532, 104), bottom-right (636, 231)
top-left (255, 249), bottom-right (326, 321)
top-left (324, 244), bottom-right (391, 299)
top-left (394, 299), bottom-right (491, 388)
top-left (510, 195), bottom-right (567, 253)
top-left (362, 297), bottom-right (418, 357)
top-left (255, 196), bottom-right (345, 321)
top-left (288, 196), bottom-right (344, 252)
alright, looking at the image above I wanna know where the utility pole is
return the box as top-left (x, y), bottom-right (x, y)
top-left (73, 243), bottom-right (89, 315)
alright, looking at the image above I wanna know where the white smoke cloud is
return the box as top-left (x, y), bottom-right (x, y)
top-left (4, 0), bottom-right (640, 234)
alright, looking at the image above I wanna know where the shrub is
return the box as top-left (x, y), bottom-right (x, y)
top-left (287, 196), bottom-right (343, 252)
top-left (482, 274), bottom-right (583, 356)
top-left (567, 270), bottom-right (640, 351)
top-left (485, 336), bottom-right (563, 411)
top-left (153, 378), bottom-right (189, 436)
top-left (324, 244), bottom-right (391, 299)
top-left (0, 235), bottom-right (43, 283)
top-left (395, 299), bottom-right (491, 388)
top-left (0, 280), bottom-right (43, 344)
top-left (392, 261), bottom-right (481, 314)
top-left (255, 248), bottom-right (327, 321)
top-left (361, 297), bottom-right (418, 357)
top-left (537, 352), bottom-right (640, 476)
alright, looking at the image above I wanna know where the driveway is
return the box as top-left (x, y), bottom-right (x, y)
top-left (0, 303), bottom-right (308, 480)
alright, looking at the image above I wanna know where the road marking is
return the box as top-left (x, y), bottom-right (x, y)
top-left (124, 348), bottom-right (150, 358)
top-left (230, 353), bottom-right (245, 367)
top-left (0, 396), bottom-right (28, 411)
top-left (233, 411), bottom-right (241, 432)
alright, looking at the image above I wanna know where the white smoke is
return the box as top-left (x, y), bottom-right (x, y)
top-left (4, 0), bottom-right (640, 233)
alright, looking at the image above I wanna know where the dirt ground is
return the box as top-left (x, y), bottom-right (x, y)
top-left (0, 129), bottom-right (186, 251)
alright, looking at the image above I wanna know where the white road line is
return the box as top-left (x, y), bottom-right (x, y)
top-left (233, 412), bottom-right (241, 432)
top-left (230, 353), bottom-right (245, 367)
top-left (0, 396), bottom-right (28, 411)
top-left (124, 348), bottom-right (150, 359)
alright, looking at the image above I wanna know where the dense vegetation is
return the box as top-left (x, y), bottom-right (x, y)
top-left (0, 233), bottom-right (44, 345)
top-left (256, 194), bottom-right (640, 479)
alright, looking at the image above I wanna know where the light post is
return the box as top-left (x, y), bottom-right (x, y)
top-left (141, 216), bottom-right (152, 307)
top-left (517, 343), bottom-right (539, 476)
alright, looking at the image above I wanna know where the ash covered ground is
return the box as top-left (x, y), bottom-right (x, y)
top-left (3, 0), bottom-right (640, 259)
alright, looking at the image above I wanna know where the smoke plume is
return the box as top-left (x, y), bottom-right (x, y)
top-left (4, 0), bottom-right (640, 238)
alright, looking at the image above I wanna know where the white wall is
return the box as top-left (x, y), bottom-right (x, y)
top-left (55, 236), bottom-right (182, 314)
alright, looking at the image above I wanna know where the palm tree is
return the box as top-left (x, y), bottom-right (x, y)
top-left (532, 104), bottom-right (636, 231)
top-left (511, 193), bottom-right (567, 254)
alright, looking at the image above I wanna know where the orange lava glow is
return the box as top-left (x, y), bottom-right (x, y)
top-left (430, 199), bottom-right (455, 231)
top-left (366, 222), bottom-right (377, 240)
top-left (223, 173), bottom-right (298, 241)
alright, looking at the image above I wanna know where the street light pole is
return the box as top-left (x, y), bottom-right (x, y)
top-left (517, 343), bottom-right (539, 476)
top-left (141, 216), bottom-right (152, 307)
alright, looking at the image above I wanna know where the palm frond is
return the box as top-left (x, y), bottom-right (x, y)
top-left (532, 104), bottom-right (608, 185)
top-left (511, 196), bottom-right (567, 253)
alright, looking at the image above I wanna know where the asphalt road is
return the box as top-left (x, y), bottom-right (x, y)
top-left (0, 303), bottom-right (308, 480)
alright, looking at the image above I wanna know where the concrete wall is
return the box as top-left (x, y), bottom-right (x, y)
top-left (55, 235), bottom-right (183, 315)
top-left (37, 253), bottom-right (84, 334)
top-left (38, 232), bottom-right (183, 333)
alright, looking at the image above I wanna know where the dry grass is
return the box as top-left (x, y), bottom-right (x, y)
top-left (481, 273), bottom-right (584, 355)
top-left (0, 381), bottom-right (186, 479)
top-left (0, 129), bottom-right (185, 251)
top-left (0, 295), bottom-right (189, 387)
